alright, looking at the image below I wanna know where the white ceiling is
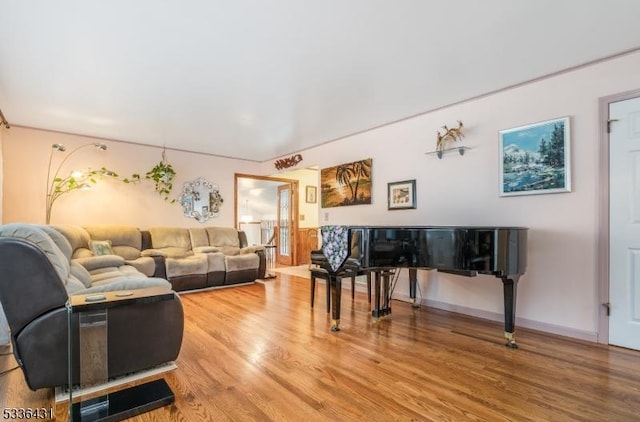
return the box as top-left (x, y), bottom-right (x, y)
top-left (1, 1), bottom-right (639, 162)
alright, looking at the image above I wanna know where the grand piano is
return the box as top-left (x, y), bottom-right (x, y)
top-left (312, 226), bottom-right (528, 348)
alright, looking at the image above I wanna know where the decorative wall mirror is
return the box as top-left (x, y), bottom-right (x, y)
top-left (178, 177), bottom-right (224, 223)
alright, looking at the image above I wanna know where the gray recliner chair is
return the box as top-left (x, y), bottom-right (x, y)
top-left (0, 223), bottom-right (184, 391)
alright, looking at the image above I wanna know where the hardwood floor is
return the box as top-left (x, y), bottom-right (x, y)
top-left (2, 273), bottom-right (640, 421)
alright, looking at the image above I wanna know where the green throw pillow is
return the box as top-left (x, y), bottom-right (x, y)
top-left (89, 239), bottom-right (114, 256)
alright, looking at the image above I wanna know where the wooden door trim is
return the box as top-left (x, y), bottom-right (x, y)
top-left (234, 173), bottom-right (299, 265)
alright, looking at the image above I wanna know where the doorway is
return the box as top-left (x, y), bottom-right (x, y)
top-left (235, 173), bottom-right (299, 266)
top-left (599, 89), bottom-right (640, 350)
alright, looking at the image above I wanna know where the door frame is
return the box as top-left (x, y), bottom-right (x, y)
top-left (597, 88), bottom-right (640, 344)
top-left (234, 173), bottom-right (299, 265)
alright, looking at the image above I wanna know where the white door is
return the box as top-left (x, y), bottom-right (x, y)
top-left (609, 95), bottom-right (640, 349)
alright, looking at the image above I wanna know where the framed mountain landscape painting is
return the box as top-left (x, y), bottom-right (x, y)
top-left (499, 117), bottom-right (571, 196)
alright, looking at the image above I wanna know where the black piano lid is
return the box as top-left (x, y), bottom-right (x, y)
top-left (343, 225), bottom-right (528, 276)
top-left (339, 225), bottom-right (529, 231)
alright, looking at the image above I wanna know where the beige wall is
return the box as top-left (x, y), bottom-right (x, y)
top-left (274, 167), bottom-right (319, 229)
top-left (265, 50), bottom-right (640, 341)
top-left (2, 127), bottom-right (260, 227)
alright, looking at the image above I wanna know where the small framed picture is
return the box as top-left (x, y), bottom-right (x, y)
top-left (305, 186), bottom-right (317, 203)
top-left (499, 116), bottom-right (571, 196)
top-left (388, 179), bottom-right (416, 210)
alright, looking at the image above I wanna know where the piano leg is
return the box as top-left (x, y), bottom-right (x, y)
top-left (372, 270), bottom-right (382, 318)
top-left (382, 270), bottom-right (392, 312)
top-left (329, 273), bottom-right (342, 331)
top-left (372, 270), bottom-right (393, 318)
top-left (501, 276), bottom-right (519, 348)
top-left (409, 268), bottom-right (420, 308)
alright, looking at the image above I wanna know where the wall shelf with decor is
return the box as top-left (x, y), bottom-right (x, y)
top-left (425, 146), bottom-right (472, 159)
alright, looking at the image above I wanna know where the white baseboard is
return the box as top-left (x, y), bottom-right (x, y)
top-left (314, 279), bottom-right (597, 342)
top-left (391, 293), bottom-right (598, 343)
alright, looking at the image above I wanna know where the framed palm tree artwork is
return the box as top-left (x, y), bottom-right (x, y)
top-left (320, 158), bottom-right (372, 207)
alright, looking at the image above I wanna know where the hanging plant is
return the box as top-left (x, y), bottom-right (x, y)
top-left (145, 149), bottom-right (176, 202)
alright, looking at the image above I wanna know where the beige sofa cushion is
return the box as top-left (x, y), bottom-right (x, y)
top-left (147, 227), bottom-right (193, 258)
top-left (52, 225), bottom-right (92, 258)
top-left (39, 225), bottom-right (74, 260)
top-left (65, 277), bottom-right (88, 294)
top-left (204, 227), bottom-right (242, 255)
top-left (189, 228), bottom-right (209, 249)
top-left (89, 265), bottom-right (147, 284)
top-left (142, 246), bottom-right (193, 259)
top-left (69, 261), bottom-right (92, 288)
top-left (225, 253), bottom-right (259, 272)
top-left (193, 246), bottom-right (220, 253)
top-left (165, 254), bottom-right (208, 278)
top-left (125, 257), bottom-right (157, 276)
top-left (216, 245), bottom-right (240, 256)
top-left (240, 245), bottom-right (265, 254)
top-left (149, 227), bottom-right (192, 249)
top-left (73, 255), bottom-right (126, 271)
top-left (77, 277), bottom-right (172, 294)
top-left (203, 252), bottom-right (225, 273)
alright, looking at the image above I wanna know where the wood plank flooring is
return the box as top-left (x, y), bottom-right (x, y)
top-left (2, 273), bottom-right (640, 421)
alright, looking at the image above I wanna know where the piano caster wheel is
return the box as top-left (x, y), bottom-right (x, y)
top-left (504, 332), bottom-right (518, 348)
top-left (411, 301), bottom-right (420, 309)
top-left (331, 320), bottom-right (341, 332)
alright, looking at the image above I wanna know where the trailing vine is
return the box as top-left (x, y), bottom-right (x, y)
top-left (145, 149), bottom-right (176, 202)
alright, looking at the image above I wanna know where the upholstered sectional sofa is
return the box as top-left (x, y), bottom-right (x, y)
top-left (0, 223), bottom-right (184, 390)
top-left (52, 224), bottom-right (266, 292)
top-left (143, 226), bottom-right (266, 291)
top-left (0, 222), bottom-right (266, 391)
